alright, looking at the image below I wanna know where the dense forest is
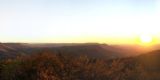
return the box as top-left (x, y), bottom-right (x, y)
top-left (0, 50), bottom-right (160, 80)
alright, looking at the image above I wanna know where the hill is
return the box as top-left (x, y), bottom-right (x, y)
top-left (0, 43), bottom-right (143, 59)
top-left (0, 43), bottom-right (160, 79)
top-left (0, 43), bottom-right (157, 59)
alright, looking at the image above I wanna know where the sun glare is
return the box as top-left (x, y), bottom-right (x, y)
top-left (140, 35), bottom-right (153, 44)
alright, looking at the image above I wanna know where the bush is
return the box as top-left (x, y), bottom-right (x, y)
top-left (0, 51), bottom-right (160, 80)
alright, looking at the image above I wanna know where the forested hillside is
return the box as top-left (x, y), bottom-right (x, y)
top-left (0, 50), bottom-right (160, 80)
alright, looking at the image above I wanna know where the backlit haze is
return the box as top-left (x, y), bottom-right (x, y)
top-left (1, 0), bottom-right (160, 45)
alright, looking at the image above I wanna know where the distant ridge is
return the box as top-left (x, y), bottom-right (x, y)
top-left (0, 43), bottom-right (159, 59)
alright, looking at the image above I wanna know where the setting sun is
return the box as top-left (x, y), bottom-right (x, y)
top-left (140, 35), bottom-right (153, 44)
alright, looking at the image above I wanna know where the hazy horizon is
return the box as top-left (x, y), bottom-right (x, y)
top-left (1, 0), bottom-right (160, 45)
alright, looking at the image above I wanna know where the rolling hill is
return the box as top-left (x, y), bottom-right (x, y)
top-left (0, 43), bottom-right (157, 59)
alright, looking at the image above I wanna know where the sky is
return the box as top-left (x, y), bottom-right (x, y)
top-left (0, 0), bottom-right (160, 44)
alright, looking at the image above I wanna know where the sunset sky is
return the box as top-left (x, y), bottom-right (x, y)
top-left (0, 0), bottom-right (160, 44)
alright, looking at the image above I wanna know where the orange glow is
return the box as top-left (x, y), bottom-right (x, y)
top-left (133, 35), bottom-right (159, 47)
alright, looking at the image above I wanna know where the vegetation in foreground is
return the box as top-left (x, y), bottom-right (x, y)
top-left (0, 51), bottom-right (160, 80)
